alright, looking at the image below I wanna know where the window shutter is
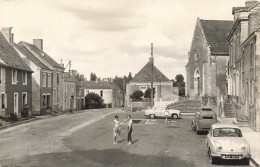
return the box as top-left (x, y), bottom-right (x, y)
top-left (5, 94), bottom-right (7, 108)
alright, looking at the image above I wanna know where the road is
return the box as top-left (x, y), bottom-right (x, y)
top-left (0, 109), bottom-right (253, 167)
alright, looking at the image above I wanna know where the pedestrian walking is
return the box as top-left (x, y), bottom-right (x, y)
top-left (127, 115), bottom-right (133, 145)
top-left (113, 115), bottom-right (121, 144)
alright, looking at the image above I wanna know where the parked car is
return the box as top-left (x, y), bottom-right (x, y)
top-left (206, 123), bottom-right (251, 165)
top-left (144, 106), bottom-right (181, 119)
top-left (191, 108), bottom-right (217, 134)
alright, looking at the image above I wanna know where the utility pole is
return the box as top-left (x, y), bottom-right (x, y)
top-left (150, 43), bottom-right (154, 108)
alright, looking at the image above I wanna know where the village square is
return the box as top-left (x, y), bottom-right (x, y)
top-left (0, 0), bottom-right (260, 166)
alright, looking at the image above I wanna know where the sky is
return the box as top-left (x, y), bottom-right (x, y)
top-left (0, 0), bottom-right (245, 81)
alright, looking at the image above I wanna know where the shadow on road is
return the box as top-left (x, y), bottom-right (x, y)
top-left (0, 149), bottom-right (197, 167)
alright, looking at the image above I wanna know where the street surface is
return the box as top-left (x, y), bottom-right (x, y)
top-left (0, 109), bottom-right (254, 167)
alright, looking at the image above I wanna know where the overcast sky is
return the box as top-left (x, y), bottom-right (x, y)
top-left (0, 0), bottom-right (245, 80)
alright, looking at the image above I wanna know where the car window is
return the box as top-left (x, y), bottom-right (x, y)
top-left (202, 116), bottom-right (215, 119)
top-left (213, 128), bottom-right (242, 137)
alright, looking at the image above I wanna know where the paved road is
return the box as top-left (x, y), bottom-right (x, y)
top-left (0, 109), bottom-right (253, 167)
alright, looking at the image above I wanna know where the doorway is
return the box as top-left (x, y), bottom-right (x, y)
top-left (194, 68), bottom-right (200, 97)
top-left (14, 93), bottom-right (19, 115)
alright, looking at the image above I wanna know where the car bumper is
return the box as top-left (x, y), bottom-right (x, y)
top-left (211, 153), bottom-right (251, 160)
top-left (198, 128), bottom-right (210, 131)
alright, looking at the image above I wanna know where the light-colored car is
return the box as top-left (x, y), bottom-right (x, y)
top-left (144, 106), bottom-right (181, 119)
top-left (191, 108), bottom-right (217, 134)
top-left (206, 123), bottom-right (251, 165)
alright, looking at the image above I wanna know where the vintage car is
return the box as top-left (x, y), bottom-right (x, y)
top-left (206, 123), bottom-right (251, 165)
top-left (191, 108), bottom-right (217, 134)
top-left (144, 106), bottom-right (181, 119)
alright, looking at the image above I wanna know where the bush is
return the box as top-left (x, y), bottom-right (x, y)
top-left (9, 113), bottom-right (18, 122)
top-left (144, 88), bottom-right (156, 99)
top-left (130, 90), bottom-right (144, 101)
top-left (21, 104), bottom-right (29, 118)
top-left (85, 93), bottom-right (104, 109)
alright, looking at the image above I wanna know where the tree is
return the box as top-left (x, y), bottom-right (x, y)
top-left (71, 69), bottom-right (85, 81)
top-left (130, 90), bottom-right (144, 101)
top-left (144, 88), bottom-right (155, 99)
top-left (127, 72), bottom-right (133, 82)
top-left (85, 92), bottom-right (104, 109)
top-left (172, 74), bottom-right (185, 97)
top-left (113, 76), bottom-right (124, 91)
top-left (175, 74), bottom-right (184, 83)
top-left (90, 72), bottom-right (97, 81)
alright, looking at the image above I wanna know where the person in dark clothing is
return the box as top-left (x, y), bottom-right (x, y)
top-left (127, 115), bottom-right (133, 145)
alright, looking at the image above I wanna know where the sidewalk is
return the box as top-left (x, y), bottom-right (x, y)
top-left (217, 117), bottom-right (260, 167)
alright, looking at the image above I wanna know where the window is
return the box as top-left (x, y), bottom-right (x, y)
top-left (0, 93), bottom-right (7, 109)
top-left (100, 90), bottom-right (103, 97)
top-left (43, 94), bottom-right (46, 105)
top-left (22, 92), bottom-right (27, 106)
top-left (12, 69), bottom-right (17, 84)
top-left (250, 43), bottom-right (254, 67)
top-left (65, 85), bottom-right (67, 95)
top-left (53, 89), bottom-right (56, 101)
top-left (213, 128), bottom-right (242, 137)
top-left (48, 74), bottom-right (51, 87)
top-left (57, 88), bottom-right (59, 100)
top-left (57, 73), bottom-right (60, 84)
top-left (22, 71), bottom-right (27, 85)
top-left (72, 85), bottom-right (74, 95)
top-left (250, 81), bottom-right (254, 105)
top-left (43, 73), bottom-right (46, 87)
top-left (139, 86), bottom-right (147, 93)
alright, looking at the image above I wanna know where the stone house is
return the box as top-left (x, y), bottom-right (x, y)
top-left (0, 28), bottom-right (33, 117)
top-left (76, 81), bottom-right (85, 110)
top-left (81, 81), bottom-right (123, 108)
top-left (63, 72), bottom-right (78, 111)
top-left (185, 18), bottom-right (233, 111)
top-left (13, 42), bottom-right (53, 115)
top-left (227, 0), bottom-right (260, 131)
top-left (125, 61), bottom-right (174, 108)
top-left (19, 40), bottom-right (65, 111)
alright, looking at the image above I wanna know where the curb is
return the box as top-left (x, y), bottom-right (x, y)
top-left (250, 157), bottom-right (259, 167)
top-left (0, 117), bottom-right (41, 131)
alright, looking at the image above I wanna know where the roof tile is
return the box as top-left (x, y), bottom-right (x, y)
top-left (0, 32), bottom-right (32, 71)
top-left (130, 62), bottom-right (170, 83)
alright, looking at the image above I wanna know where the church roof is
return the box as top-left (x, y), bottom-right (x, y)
top-left (130, 62), bottom-right (170, 83)
top-left (200, 19), bottom-right (234, 54)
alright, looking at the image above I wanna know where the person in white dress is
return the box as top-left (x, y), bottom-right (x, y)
top-left (113, 115), bottom-right (121, 144)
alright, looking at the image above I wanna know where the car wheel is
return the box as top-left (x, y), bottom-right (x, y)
top-left (208, 148), bottom-right (217, 164)
top-left (172, 114), bottom-right (178, 119)
top-left (191, 122), bottom-right (196, 131)
top-left (149, 114), bottom-right (155, 119)
top-left (242, 158), bottom-right (250, 165)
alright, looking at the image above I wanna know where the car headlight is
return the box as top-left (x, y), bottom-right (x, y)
top-left (216, 146), bottom-right (223, 152)
top-left (241, 147), bottom-right (246, 151)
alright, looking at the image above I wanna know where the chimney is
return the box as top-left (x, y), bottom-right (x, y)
top-left (33, 39), bottom-right (43, 50)
top-left (245, 0), bottom-right (259, 8)
top-left (1, 27), bottom-right (13, 43)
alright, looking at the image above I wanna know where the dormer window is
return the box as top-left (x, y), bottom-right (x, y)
top-left (41, 53), bottom-right (45, 57)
